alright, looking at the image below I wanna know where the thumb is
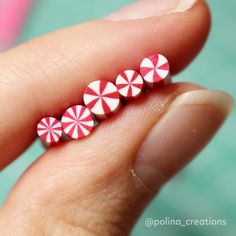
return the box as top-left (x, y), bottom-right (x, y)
top-left (0, 85), bottom-right (232, 235)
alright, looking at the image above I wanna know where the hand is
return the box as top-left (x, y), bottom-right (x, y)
top-left (0, 0), bottom-right (233, 235)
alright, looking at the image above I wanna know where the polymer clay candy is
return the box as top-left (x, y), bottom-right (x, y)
top-left (37, 117), bottom-right (62, 144)
top-left (140, 54), bottom-right (170, 88)
top-left (83, 80), bottom-right (120, 119)
top-left (61, 105), bottom-right (95, 139)
top-left (115, 70), bottom-right (143, 99)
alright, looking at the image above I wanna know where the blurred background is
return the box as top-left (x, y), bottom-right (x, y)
top-left (0, 0), bottom-right (235, 235)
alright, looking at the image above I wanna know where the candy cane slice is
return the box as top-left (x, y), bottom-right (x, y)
top-left (61, 105), bottom-right (95, 139)
top-left (115, 70), bottom-right (143, 99)
top-left (140, 54), bottom-right (170, 88)
top-left (83, 80), bottom-right (120, 119)
top-left (37, 117), bottom-right (62, 144)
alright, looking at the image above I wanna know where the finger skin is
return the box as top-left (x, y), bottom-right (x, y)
top-left (0, 0), bottom-right (210, 169)
top-left (0, 83), bottom-right (205, 236)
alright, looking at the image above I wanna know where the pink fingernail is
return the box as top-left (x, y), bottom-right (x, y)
top-left (106, 0), bottom-right (197, 20)
top-left (134, 90), bottom-right (233, 191)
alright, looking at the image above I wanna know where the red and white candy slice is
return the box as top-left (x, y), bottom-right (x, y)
top-left (115, 70), bottom-right (143, 99)
top-left (140, 54), bottom-right (170, 87)
top-left (61, 105), bottom-right (95, 139)
top-left (83, 80), bottom-right (120, 119)
top-left (37, 117), bottom-right (62, 144)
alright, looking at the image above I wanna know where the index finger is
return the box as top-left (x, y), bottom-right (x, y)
top-left (0, 0), bottom-right (210, 169)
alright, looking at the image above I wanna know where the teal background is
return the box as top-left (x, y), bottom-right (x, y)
top-left (0, 1), bottom-right (235, 235)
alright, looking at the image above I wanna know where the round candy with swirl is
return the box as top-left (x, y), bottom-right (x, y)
top-left (37, 117), bottom-right (62, 144)
top-left (83, 80), bottom-right (120, 119)
top-left (115, 70), bottom-right (143, 99)
top-left (140, 54), bottom-right (170, 87)
top-left (61, 105), bottom-right (95, 139)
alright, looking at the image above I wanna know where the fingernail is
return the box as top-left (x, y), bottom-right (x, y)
top-left (134, 90), bottom-right (233, 191)
top-left (106, 0), bottom-right (197, 20)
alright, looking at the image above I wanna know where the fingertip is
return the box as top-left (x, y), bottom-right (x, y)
top-left (163, 0), bottom-right (211, 73)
